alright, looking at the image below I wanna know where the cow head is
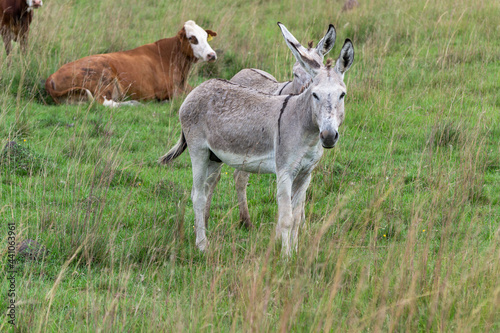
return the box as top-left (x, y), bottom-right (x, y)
top-left (181, 20), bottom-right (217, 62)
top-left (26, 0), bottom-right (43, 10)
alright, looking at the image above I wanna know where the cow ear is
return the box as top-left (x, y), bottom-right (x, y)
top-left (206, 30), bottom-right (217, 41)
top-left (178, 27), bottom-right (187, 40)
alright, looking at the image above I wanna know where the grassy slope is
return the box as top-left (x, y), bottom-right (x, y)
top-left (1, 0), bottom-right (499, 331)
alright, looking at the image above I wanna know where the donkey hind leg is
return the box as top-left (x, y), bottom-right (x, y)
top-left (275, 172), bottom-right (294, 256)
top-left (204, 161), bottom-right (223, 228)
top-left (190, 151), bottom-right (212, 251)
top-left (290, 174), bottom-right (312, 252)
top-left (234, 170), bottom-right (253, 229)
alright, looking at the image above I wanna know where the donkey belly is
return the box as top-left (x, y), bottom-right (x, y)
top-left (210, 149), bottom-right (276, 174)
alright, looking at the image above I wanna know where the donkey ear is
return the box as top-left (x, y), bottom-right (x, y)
top-left (278, 22), bottom-right (321, 77)
top-left (316, 24), bottom-right (336, 56)
top-left (334, 39), bottom-right (354, 78)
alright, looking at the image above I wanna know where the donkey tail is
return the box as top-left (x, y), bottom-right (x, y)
top-left (159, 132), bottom-right (187, 164)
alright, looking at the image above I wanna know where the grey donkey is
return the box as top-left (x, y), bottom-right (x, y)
top-left (229, 24), bottom-right (337, 229)
top-left (160, 22), bottom-right (354, 256)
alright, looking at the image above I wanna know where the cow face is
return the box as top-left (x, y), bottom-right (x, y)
top-left (26, 0), bottom-right (43, 9)
top-left (183, 20), bottom-right (217, 62)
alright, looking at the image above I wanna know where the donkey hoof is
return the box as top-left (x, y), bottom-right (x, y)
top-left (240, 218), bottom-right (253, 230)
top-left (196, 238), bottom-right (208, 252)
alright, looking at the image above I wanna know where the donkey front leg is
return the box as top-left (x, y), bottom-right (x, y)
top-left (276, 172), bottom-right (294, 256)
top-left (291, 173), bottom-right (312, 252)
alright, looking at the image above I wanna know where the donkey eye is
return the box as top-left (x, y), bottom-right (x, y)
top-left (312, 92), bottom-right (319, 100)
top-left (340, 92), bottom-right (346, 100)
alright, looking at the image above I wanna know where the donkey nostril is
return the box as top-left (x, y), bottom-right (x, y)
top-left (320, 129), bottom-right (339, 148)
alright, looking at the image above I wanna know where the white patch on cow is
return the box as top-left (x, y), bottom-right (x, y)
top-left (102, 96), bottom-right (141, 108)
top-left (184, 20), bottom-right (216, 62)
top-left (102, 97), bottom-right (119, 108)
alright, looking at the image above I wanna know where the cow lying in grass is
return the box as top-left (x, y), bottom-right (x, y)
top-left (45, 20), bottom-right (217, 107)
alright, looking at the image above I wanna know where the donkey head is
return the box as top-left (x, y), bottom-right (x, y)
top-left (290, 24), bottom-right (337, 94)
top-left (278, 22), bottom-right (354, 148)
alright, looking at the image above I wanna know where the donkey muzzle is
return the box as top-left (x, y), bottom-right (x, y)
top-left (320, 129), bottom-right (339, 148)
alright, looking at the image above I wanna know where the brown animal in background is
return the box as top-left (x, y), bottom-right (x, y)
top-left (45, 20), bottom-right (217, 107)
top-left (342, 0), bottom-right (359, 12)
top-left (1, 0), bottom-right (43, 55)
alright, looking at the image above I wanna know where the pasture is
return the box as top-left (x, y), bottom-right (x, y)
top-left (1, 0), bottom-right (499, 331)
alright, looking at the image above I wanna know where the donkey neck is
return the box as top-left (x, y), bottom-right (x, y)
top-left (291, 91), bottom-right (318, 133)
top-left (276, 92), bottom-right (320, 149)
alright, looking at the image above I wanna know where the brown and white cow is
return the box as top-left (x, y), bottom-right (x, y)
top-left (1, 0), bottom-right (43, 55)
top-left (45, 20), bottom-right (217, 107)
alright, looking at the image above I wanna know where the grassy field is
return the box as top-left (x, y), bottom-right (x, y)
top-left (1, 0), bottom-right (499, 331)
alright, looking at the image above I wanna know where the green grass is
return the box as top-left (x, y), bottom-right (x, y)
top-left (1, 0), bottom-right (499, 331)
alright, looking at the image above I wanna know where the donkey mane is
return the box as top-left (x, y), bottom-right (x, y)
top-left (214, 78), bottom-right (278, 97)
top-left (249, 69), bottom-right (279, 83)
top-left (298, 80), bottom-right (312, 94)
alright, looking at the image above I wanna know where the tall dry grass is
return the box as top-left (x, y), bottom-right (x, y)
top-left (0, 0), bottom-right (499, 331)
